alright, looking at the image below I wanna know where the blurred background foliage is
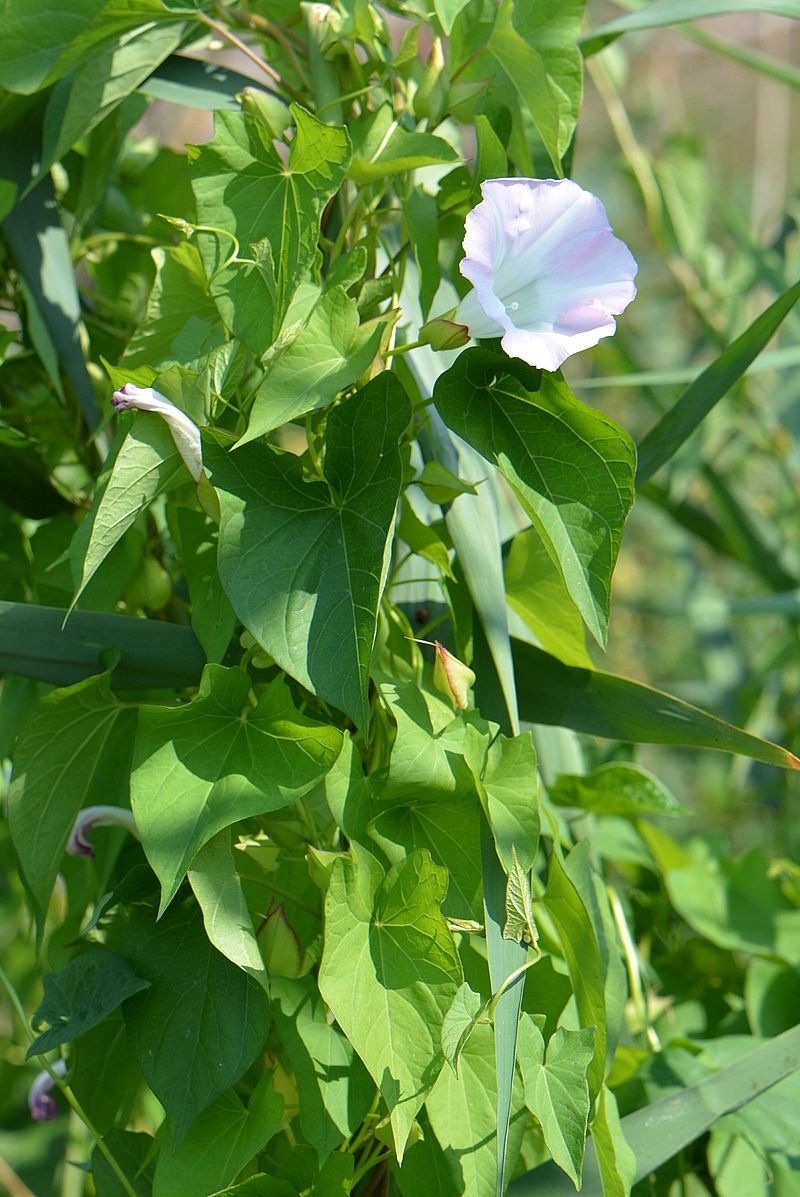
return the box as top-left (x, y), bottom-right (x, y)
top-left (568, 7), bottom-right (800, 853)
top-left (1, 3), bottom-right (800, 1195)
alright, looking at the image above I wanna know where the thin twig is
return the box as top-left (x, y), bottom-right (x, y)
top-left (196, 12), bottom-right (304, 103)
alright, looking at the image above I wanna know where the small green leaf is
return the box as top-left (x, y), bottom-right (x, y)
top-left (549, 762), bottom-right (688, 818)
top-left (348, 104), bottom-right (459, 183)
top-left (28, 949), bottom-right (150, 1057)
top-left (207, 373), bottom-right (410, 731)
top-left (132, 665), bottom-right (342, 911)
top-left (434, 0), bottom-right (473, 34)
top-left (318, 848), bottom-right (462, 1161)
top-left (153, 1076), bottom-right (283, 1197)
top-left (441, 981), bottom-right (485, 1073)
top-left (518, 1015), bottom-right (595, 1188)
top-left (238, 286), bottom-right (386, 443)
top-left (188, 831), bottom-right (268, 990)
top-left (416, 460), bottom-right (478, 505)
top-left (435, 350), bottom-right (636, 647)
top-left (503, 849), bottom-right (539, 947)
top-left (397, 503), bottom-right (454, 580)
top-left (260, 905), bottom-right (302, 979)
top-left (72, 375), bottom-right (197, 609)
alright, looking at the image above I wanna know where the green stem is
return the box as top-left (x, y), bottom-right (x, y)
top-left (388, 339), bottom-right (424, 357)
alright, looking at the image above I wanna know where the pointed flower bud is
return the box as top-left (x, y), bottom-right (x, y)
top-left (66, 805), bottom-right (139, 858)
top-left (455, 178), bottom-right (637, 371)
top-left (28, 1058), bottom-right (67, 1122)
top-left (432, 641), bottom-right (475, 710)
top-left (111, 383), bottom-right (204, 481)
top-left (419, 315), bottom-right (470, 352)
top-left (408, 637), bottom-right (476, 710)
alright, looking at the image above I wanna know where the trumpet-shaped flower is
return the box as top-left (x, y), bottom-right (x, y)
top-left (66, 805), bottom-right (139, 858)
top-left (112, 383), bottom-right (204, 481)
top-left (28, 1058), bottom-right (67, 1122)
top-left (454, 178), bottom-right (637, 371)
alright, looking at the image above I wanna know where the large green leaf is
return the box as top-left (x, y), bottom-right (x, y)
top-left (270, 975), bottom-right (373, 1163)
top-left (206, 373), bottom-right (410, 731)
top-left (7, 672), bottom-right (136, 927)
top-left (153, 1076), bottom-right (283, 1197)
top-left (132, 665), bottom-right (342, 911)
top-left (636, 279), bottom-right (800, 484)
top-left (189, 105), bottom-right (350, 324)
top-left (512, 638), bottom-right (800, 769)
top-left (0, 0), bottom-right (176, 94)
top-left (511, 1025), bottom-right (800, 1196)
top-left (426, 1020), bottom-right (527, 1196)
top-left (0, 601), bottom-right (206, 690)
top-left (489, 0), bottom-right (586, 171)
top-left (517, 1016), bottom-right (594, 1187)
top-left (38, 20), bottom-right (188, 178)
top-left (581, 2), bottom-right (800, 57)
top-left (109, 899), bottom-right (270, 1145)
top-left (238, 287), bottom-right (386, 443)
top-left (28, 949), bottom-right (150, 1056)
top-left (318, 848), bottom-right (462, 1161)
top-left (435, 350), bottom-right (636, 647)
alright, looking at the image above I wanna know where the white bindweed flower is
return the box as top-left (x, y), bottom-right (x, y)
top-left (66, 805), bottom-right (139, 858)
top-left (111, 383), bottom-right (204, 481)
top-left (28, 1058), bottom-right (67, 1122)
top-left (454, 178), bottom-right (638, 371)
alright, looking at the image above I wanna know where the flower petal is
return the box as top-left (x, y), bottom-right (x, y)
top-left (455, 177), bottom-right (637, 370)
top-left (112, 383), bottom-right (204, 481)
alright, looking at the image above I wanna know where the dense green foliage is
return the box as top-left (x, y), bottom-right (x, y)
top-left (1, 3), bottom-right (800, 1196)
